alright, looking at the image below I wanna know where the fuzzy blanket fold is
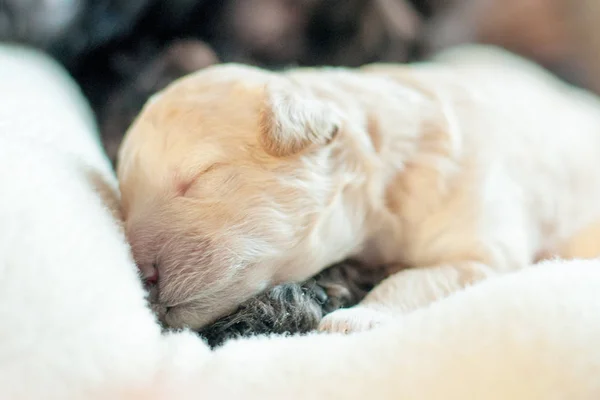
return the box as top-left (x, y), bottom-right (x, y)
top-left (1, 44), bottom-right (599, 400)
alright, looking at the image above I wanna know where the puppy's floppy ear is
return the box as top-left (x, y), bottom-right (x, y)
top-left (259, 81), bottom-right (340, 157)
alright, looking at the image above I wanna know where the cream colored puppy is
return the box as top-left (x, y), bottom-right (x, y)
top-left (117, 45), bottom-right (600, 333)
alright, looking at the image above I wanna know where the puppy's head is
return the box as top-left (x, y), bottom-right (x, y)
top-left (118, 64), bottom-right (357, 330)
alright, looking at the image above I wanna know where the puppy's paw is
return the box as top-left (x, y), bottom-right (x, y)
top-left (317, 307), bottom-right (393, 334)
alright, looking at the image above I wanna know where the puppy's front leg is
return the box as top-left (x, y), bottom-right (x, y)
top-left (318, 261), bottom-right (495, 333)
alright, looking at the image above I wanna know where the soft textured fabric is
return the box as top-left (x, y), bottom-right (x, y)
top-left (1, 44), bottom-right (599, 400)
top-left (0, 44), bottom-right (164, 399)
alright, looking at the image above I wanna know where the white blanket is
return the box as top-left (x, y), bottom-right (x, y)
top-left (0, 44), bottom-right (599, 400)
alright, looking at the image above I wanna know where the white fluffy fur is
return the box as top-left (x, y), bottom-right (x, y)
top-left (0, 44), bottom-right (168, 400)
top-left (1, 44), bottom-right (600, 399)
top-left (193, 259), bottom-right (600, 399)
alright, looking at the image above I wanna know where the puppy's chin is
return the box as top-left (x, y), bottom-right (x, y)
top-left (161, 303), bottom-right (228, 331)
top-left (152, 279), bottom-right (272, 330)
top-left (144, 295), bottom-right (218, 330)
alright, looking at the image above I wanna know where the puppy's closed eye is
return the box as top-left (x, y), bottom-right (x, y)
top-left (176, 163), bottom-right (226, 197)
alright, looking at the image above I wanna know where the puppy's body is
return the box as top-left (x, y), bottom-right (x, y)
top-left (118, 45), bottom-right (600, 331)
top-left (290, 50), bottom-right (600, 267)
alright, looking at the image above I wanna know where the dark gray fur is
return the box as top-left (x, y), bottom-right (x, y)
top-left (198, 260), bottom-right (386, 347)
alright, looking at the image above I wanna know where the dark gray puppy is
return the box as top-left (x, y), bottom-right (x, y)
top-left (198, 261), bottom-right (387, 348)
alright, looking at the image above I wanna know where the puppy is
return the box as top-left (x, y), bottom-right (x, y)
top-left (117, 45), bottom-right (600, 333)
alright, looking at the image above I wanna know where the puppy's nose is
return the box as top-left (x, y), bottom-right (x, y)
top-left (139, 263), bottom-right (158, 285)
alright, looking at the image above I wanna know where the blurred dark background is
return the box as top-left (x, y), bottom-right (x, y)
top-left (1, 0), bottom-right (599, 163)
